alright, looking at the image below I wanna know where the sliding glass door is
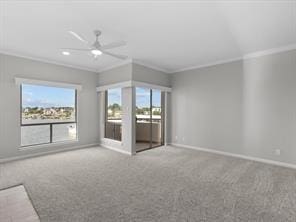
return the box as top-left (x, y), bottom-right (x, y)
top-left (135, 87), bottom-right (164, 152)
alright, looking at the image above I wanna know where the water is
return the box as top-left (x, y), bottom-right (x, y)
top-left (21, 122), bottom-right (77, 147)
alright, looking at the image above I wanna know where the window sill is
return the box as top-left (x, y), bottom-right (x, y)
top-left (101, 138), bottom-right (122, 145)
top-left (18, 140), bottom-right (79, 152)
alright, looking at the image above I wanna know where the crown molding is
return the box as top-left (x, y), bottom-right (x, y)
top-left (172, 43), bottom-right (296, 74)
top-left (172, 57), bottom-right (243, 74)
top-left (0, 49), bottom-right (167, 75)
top-left (0, 49), bottom-right (98, 73)
top-left (132, 59), bottom-right (172, 73)
top-left (243, 43), bottom-right (296, 60)
top-left (2, 43), bottom-right (296, 76)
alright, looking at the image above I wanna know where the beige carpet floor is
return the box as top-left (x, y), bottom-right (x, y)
top-left (1, 146), bottom-right (296, 222)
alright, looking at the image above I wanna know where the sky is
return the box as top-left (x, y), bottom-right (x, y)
top-left (22, 84), bottom-right (75, 108)
top-left (108, 87), bottom-right (161, 108)
top-left (22, 85), bottom-right (161, 108)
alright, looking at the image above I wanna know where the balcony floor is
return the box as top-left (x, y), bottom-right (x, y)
top-left (136, 142), bottom-right (162, 152)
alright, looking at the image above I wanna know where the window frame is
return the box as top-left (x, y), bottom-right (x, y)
top-left (20, 84), bottom-right (78, 147)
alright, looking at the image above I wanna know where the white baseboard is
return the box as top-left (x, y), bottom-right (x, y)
top-left (0, 143), bottom-right (100, 164)
top-left (170, 143), bottom-right (296, 169)
top-left (100, 144), bottom-right (132, 156)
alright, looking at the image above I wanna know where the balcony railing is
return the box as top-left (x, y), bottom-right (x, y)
top-left (105, 121), bottom-right (122, 141)
top-left (105, 117), bottom-right (162, 144)
top-left (136, 118), bottom-right (162, 143)
top-left (21, 121), bottom-right (77, 147)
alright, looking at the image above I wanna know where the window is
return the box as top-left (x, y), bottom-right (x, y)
top-left (21, 84), bottom-right (77, 147)
top-left (105, 88), bottom-right (122, 141)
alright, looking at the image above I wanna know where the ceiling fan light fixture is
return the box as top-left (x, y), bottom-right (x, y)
top-left (91, 49), bottom-right (102, 55)
top-left (62, 51), bottom-right (70, 55)
top-left (64, 29), bottom-right (127, 60)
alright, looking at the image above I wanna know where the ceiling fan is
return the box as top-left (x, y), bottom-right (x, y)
top-left (61, 30), bottom-right (128, 60)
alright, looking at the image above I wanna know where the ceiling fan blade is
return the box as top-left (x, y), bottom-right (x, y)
top-left (68, 31), bottom-right (89, 45)
top-left (99, 41), bottom-right (126, 50)
top-left (60, 48), bottom-right (90, 51)
top-left (102, 50), bottom-right (128, 60)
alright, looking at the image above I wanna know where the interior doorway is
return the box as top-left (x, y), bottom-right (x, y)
top-left (135, 87), bottom-right (164, 152)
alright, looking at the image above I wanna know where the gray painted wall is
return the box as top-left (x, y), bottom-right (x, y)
top-left (5, 47), bottom-right (294, 166)
top-left (243, 50), bottom-right (296, 164)
top-left (171, 49), bottom-right (296, 165)
top-left (132, 63), bottom-right (171, 87)
top-left (97, 63), bottom-right (132, 86)
top-left (0, 54), bottom-right (100, 160)
top-left (97, 62), bottom-right (171, 87)
top-left (171, 61), bottom-right (243, 153)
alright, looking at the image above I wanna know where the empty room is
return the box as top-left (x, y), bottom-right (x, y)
top-left (1, 1), bottom-right (296, 221)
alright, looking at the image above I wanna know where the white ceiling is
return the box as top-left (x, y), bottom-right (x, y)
top-left (0, 1), bottom-right (295, 73)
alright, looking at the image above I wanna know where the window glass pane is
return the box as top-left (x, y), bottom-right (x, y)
top-left (107, 88), bottom-right (122, 120)
top-left (53, 123), bottom-right (77, 142)
top-left (105, 122), bottom-right (122, 141)
top-left (135, 87), bottom-right (151, 151)
top-left (136, 87), bottom-right (151, 121)
top-left (21, 125), bottom-right (50, 147)
top-left (22, 84), bottom-right (76, 124)
top-left (105, 88), bottom-right (122, 141)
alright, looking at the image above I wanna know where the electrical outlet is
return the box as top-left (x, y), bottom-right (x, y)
top-left (175, 136), bottom-right (178, 142)
top-left (275, 149), bottom-right (281, 156)
top-left (182, 137), bottom-right (185, 142)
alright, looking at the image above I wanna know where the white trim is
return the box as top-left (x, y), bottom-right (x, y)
top-left (97, 80), bottom-right (172, 92)
top-left (18, 140), bottom-right (79, 151)
top-left (100, 144), bottom-right (132, 156)
top-left (170, 143), bottom-right (296, 169)
top-left (100, 138), bottom-right (123, 146)
top-left (243, 44), bottom-right (296, 60)
top-left (172, 43), bottom-right (296, 74)
top-left (15, 77), bottom-right (82, 91)
top-left (131, 81), bottom-right (172, 92)
top-left (164, 92), bottom-right (169, 145)
top-left (0, 143), bottom-right (99, 164)
top-left (96, 81), bottom-right (132, 92)
top-left (172, 57), bottom-right (243, 73)
top-left (97, 59), bottom-right (133, 73)
top-left (0, 50), bottom-right (98, 73)
top-left (133, 59), bottom-right (171, 73)
top-left (2, 43), bottom-right (296, 75)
